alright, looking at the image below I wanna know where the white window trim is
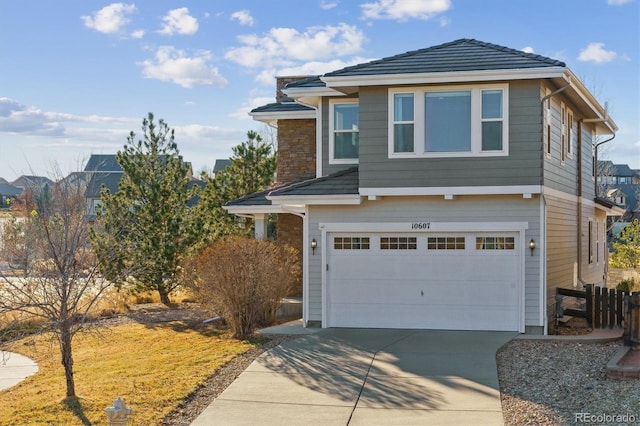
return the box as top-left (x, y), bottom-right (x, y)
top-left (388, 83), bottom-right (509, 159)
top-left (567, 107), bottom-right (574, 159)
top-left (560, 101), bottom-right (566, 165)
top-left (329, 99), bottom-right (359, 165)
top-left (544, 88), bottom-right (552, 159)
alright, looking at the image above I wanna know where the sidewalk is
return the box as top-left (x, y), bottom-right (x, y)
top-left (0, 351), bottom-right (38, 391)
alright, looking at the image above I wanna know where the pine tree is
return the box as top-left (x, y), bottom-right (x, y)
top-left (91, 113), bottom-right (199, 305)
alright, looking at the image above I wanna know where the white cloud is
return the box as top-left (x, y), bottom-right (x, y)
top-left (578, 42), bottom-right (617, 64)
top-left (361, 0), bottom-right (451, 21)
top-left (320, 1), bottom-right (338, 9)
top-left (131, 29), bottom-right (145, 39)
top-left (231, 10), bottom-right (255, 26)
top-left (225, 23), bottom-right (366, 68)
top-left (439, 17), bottom-right (451, 27)
top-left (607, 0), bottom-right (633, 5)
top-left (0, 97), bottom-right (137, 139)
top-left (139, 46), bottom-right (228, 88)
top-left (522, 46), bottom-right (535, 54)
top-left (81, 3), bottom-right (136, 34)
top-left (158, 8), bottom-right (198, 35)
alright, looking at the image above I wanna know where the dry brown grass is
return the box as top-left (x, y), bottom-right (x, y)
top-left (0, 322), bottom-right (255, 425)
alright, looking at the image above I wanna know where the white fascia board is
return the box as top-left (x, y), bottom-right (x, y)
top-left (283, 86), bottom-right (345, 98)
top-left (359, 185), bottom-right (542, 197)
top-left (249, 109), bottom-right (316, 124)
top-left (564, 70), bottom-right (618, 133)
top-left (223, 205), bottom-right (285, 215)
top-left (267, 194), bottom-right (363, 205)
top-left (321, 67), bottom-right (566, 88)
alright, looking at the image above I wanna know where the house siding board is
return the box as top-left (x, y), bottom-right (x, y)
top-left (306, 195), bottom-right (541, 325)
top-left (542, 84), bottom-right (589, 196)
top-left (356, 81), bottom-right (543, 189)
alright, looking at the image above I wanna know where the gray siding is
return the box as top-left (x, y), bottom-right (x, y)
top-left (352, 80), bottom-right (544, 188)
top-left (542, 82), bottom-right (596, 196)
top-left (306, 195), bottom-right (542, 326)
top-left (544, 194), bottom-right (607, 327)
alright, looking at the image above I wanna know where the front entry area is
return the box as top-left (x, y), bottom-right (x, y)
top-left (326, 232), bottom-right (521, 331)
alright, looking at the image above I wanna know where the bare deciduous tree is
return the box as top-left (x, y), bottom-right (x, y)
top-left (0, 169), bottom-right (120, 399)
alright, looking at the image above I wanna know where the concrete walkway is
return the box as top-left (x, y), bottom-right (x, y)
top-left (0, 351), bottom-right (38, 391)
top-left (192, 328), bottom-right (517, 425)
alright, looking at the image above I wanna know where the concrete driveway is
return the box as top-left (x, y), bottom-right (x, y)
top-left (191, 328), bottom-right (516, 425)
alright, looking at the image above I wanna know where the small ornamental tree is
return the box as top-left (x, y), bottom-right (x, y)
top-left (609, 219), bottom-right (640, 269)
top-left (91, 113), bottom-right (200, 305)
top-left (0, 171), bottom-right (120, 398)
top-left (189, 237), bottom-right (299, 339)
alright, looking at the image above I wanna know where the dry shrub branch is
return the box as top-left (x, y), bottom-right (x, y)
top-left (190, 237), bottom-right (300, 339)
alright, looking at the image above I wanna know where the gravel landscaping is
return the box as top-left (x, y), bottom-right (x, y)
top-left (497, 339), bottom-right (639, 425)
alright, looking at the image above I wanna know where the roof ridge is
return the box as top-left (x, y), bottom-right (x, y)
top-left (325, 38), bottom-right (565, 77)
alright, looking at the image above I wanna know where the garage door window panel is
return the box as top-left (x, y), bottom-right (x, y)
top-left (380, 236), bottom-right (417, 250)
top-left (476, 236), bottom-right (515, 250)
top-left (427, 236), bottom-right (465, 250)
top-left (334, 237), bottom-right (370, 250)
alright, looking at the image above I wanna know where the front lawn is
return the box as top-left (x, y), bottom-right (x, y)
top-left (0, 322), bottom-right (255, 425)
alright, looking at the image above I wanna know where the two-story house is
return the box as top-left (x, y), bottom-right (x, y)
top-left (598, 161), bottom-right (640, 221)
top-left (226, 39), bottom-right (622, 334)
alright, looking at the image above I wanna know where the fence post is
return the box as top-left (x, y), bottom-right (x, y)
top-left (585, 284), bottom-right (593, 327)
top-left (616, 290), bottom-right (624, 327)
top-left (594, 286), bottom-right (601, 328)
top-left (608, 290), bottom-right (616, 329)
top-left (627, 293), bottom-right (640, 349)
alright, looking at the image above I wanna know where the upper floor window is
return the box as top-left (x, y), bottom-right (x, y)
top-left (330, 100), bottom-right (359, 163)
top-left (389, 84), bottom-right (508, 158)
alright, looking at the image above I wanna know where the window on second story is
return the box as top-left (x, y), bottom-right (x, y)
top-left (389, 84), bottom-right (508, 158)
top-left (330, 100), bottom-right (359, 163)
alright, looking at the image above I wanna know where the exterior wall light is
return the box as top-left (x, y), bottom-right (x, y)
top-left (311, 238), bottom-right (317, 255)
top-left (529, 239), bottom-right (536, 256)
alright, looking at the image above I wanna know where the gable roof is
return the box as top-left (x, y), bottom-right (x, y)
top-left (324, 38), bottom-right (565, 78)
top-left (85, 173), bottom-right (122, 197)
top-left (250, 102), bottom-right (315, 114)
top-left (84, 154), bottom-right (122, 172)
top-left (11, 175), bottom-right (54, 189)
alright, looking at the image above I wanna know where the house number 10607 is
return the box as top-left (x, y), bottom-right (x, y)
top-left (411, 222), bottom-right (430, 230)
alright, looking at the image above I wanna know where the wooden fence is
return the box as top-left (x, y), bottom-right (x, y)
top-left (556, 286), bottom-right (640, 347)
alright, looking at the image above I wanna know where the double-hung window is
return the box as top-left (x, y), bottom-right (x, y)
top-left (389, 84), bottom-right (508, 158)
top-left (330, 100), bottom-right (359, 163)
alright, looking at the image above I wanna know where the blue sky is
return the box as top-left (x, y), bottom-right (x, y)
top-left (1, 0), bottom-right (638, 181)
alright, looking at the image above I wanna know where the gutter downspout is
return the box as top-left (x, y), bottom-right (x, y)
top-left (540, 80), bottom-right (571, 335)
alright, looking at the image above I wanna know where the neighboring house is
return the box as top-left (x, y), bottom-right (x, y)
top-left (213, 159), bottom-right (231, 174)
top-left (11, 175), bottom-right (54, 192)
top-left (226, 38), bottom-right (623, 335)
top-left (84, 155), bottom-right (124, 217)
top-left (0, 182), bottom-right (22, 209)
top-left (83, 154), bottom-right (204, 216)
top-left (598, 161), bottom-right (640, 221)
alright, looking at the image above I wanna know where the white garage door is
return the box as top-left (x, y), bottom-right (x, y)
top-left (327, 232), bottom-right (520, 331)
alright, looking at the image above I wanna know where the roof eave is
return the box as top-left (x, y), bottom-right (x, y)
top-left (249, 109), bottom-right (316, 126)
top-left (321, 67), bottom-right (567, 87)
top-left (563, 70), bottom-right (618, 134)
top-left (266, 194), bottom-right (363, 205)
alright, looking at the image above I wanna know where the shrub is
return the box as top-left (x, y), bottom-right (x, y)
top-left (189, 237), bottom-right (300, 339)
top-left (616, 278), bottom-right (638, 293)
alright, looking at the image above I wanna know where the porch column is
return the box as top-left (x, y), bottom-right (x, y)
top-left (254, 214), bottom-right (266, 239)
